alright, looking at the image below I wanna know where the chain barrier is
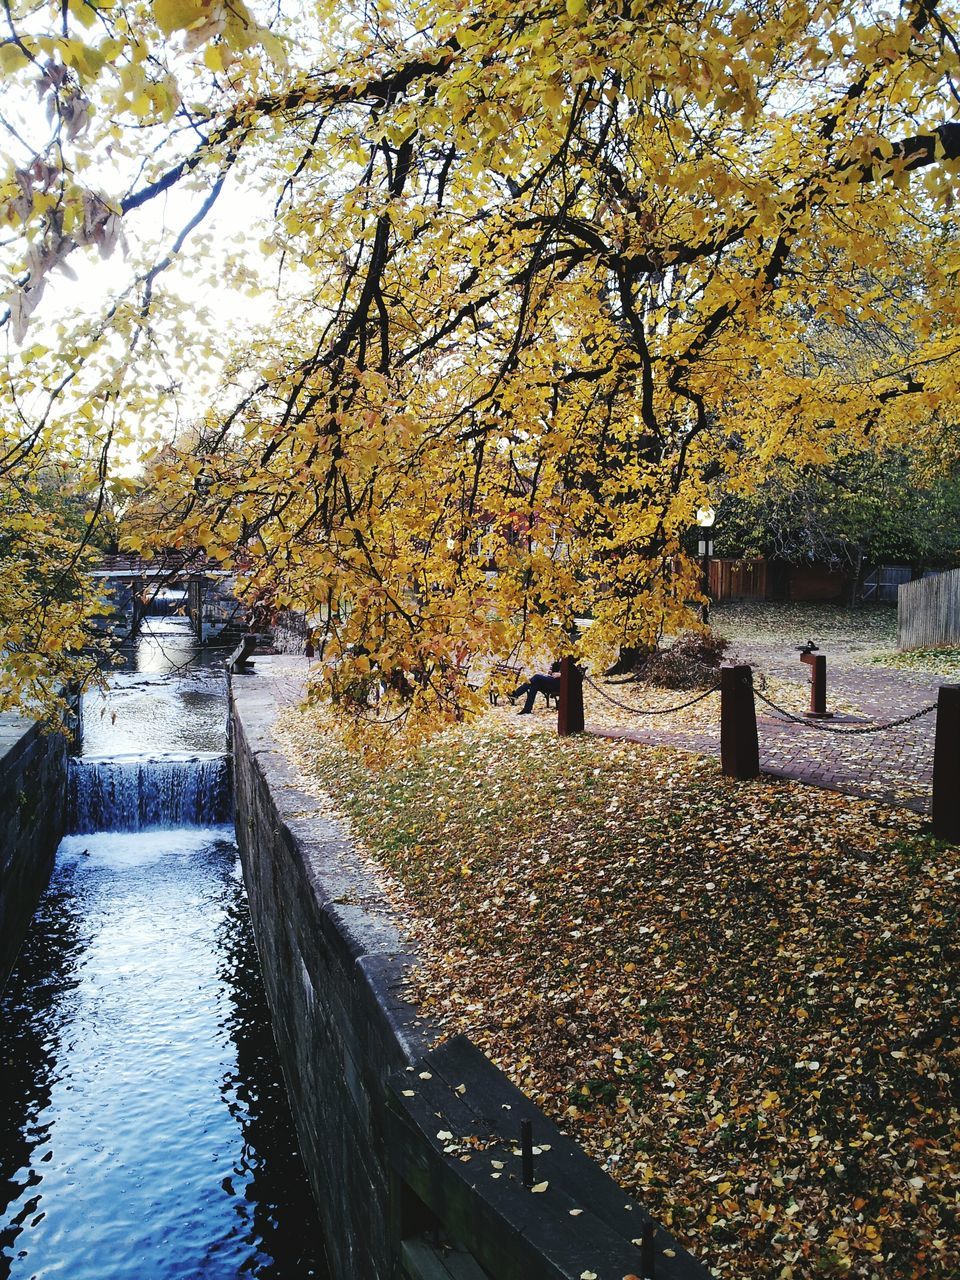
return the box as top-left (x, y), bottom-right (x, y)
top-left (751, 683), bottom-right (936, 735)
top-left (585, 674), bottom-right (721, 716)
top-left (355, 704), bottom-right (409, 726)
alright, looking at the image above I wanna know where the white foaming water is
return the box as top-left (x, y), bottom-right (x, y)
top-left (58, 826), bottom-right (237, 870)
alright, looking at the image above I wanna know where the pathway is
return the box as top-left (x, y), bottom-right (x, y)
top-left (589, 641), bottom-right (944, 813)
top-left (254, 640), bottom-right (945, 814)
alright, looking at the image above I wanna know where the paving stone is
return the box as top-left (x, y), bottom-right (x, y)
top-left (590, 647), bottom-right (942, 815)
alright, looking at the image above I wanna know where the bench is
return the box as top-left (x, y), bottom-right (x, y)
top-left (488, 663), bottom-right (523, 705)
top-left (488, 664), bottom-right (560, 710)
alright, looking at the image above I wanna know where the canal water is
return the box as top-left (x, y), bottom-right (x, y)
top-left (0, 618), bottom-right (329, 1279)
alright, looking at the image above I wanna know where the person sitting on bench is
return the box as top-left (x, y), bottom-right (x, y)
top-left (511, 661), bottom-right (562, 714)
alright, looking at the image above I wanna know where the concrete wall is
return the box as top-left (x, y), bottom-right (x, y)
top-left (0, 714), bottom-right (70, 989)
top-left (231, 665), bottom-right (713, 1280)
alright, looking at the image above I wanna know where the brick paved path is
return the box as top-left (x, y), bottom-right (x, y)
top-left (261, 647), bottom-right (945, 814)
top-left (589, 643), bottom-right (945, 813)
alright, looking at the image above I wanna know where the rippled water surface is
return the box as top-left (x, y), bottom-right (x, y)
top-left (81, 617), bottom-right (229, 757)
top-left (0, 619), bottom-right (328, 1280)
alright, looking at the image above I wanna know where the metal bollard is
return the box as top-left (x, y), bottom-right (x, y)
top-left (798, 641), bottom-right (832, 718)
top-left (520, 1119), bottom-right (534, 1187)
top-left (932, 685), bottom-right (960, 842)
top-left (558, 656), bottom-right (585, 736)
top-left (720, 664), bottom-right (760, 779)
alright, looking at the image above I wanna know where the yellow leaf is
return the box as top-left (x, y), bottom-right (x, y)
top-left (153, 0), bottom-right (206, 37)
top-left (259, 31), bottom-right (288, 66)
top-left (0, 42), bottom-right (31, 72)
top-left (543, 83), bottom-right (564, 112)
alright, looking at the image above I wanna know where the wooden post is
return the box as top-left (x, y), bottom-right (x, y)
top-left (558, 657), bottom-right (584, 736)
top-left (720, 664), bottom-right (759, 779)
top-left (932, 685), bottom-right (960, 842)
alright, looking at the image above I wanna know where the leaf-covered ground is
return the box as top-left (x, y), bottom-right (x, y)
top-left (275, 704), bottom-right (958, 1280)
top-left (712, 602), bottom-right (898, 659)
top-left (872, 648), bottom-right (960, 679)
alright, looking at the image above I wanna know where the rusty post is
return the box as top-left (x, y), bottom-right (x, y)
top-left (720, 664), bottom-right (759, 779)
top-left (558, 656), bottom-right (584, 736)
top-left (800, 651), bottom-right (830, 717)
top-left (932, 686), bottom-right (960, 842)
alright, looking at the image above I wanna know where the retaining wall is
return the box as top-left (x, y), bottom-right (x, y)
top-left (231, 664), bottom-right (713, 1280)
top-left (0, 713), bottom-right (71, 988)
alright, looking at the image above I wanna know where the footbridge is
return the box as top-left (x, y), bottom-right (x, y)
top-left (89, 553), bottom-right (250, 646)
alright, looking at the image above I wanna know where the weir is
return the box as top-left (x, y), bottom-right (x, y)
top-left (69, 751), bottom-right (232, 832)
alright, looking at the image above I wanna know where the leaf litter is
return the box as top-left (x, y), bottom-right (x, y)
top-left (275, 697), bottom-right (959, 1280)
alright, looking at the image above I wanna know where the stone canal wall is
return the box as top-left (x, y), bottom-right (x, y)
top-left (231, 663), bottom-right (713, 1280)
top-left (0, 714), bottom-right (70, 988)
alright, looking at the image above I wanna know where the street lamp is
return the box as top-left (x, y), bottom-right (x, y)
top-left (695, 506), bottom-right (716, 623)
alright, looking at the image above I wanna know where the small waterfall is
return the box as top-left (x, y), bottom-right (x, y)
top-left (69, 752), bottom-right (231, 833)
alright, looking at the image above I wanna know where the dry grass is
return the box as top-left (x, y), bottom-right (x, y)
top-left (873, 648), bottom-right (960, 679)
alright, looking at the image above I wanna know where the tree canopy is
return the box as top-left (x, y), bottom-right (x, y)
top-left (2, 0), bottom-right (960, 729)
top-left (714, 445), bottom-right (960, 577)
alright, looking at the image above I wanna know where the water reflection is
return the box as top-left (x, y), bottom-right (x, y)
top-left (132, 615), bottom-right (212, 676)
top-left (0, 831), bottom-right (328, 1280)
top-left (0, 868), bottom-right (85, 1262)
top-left (83, 619), bottom-right (227, 758)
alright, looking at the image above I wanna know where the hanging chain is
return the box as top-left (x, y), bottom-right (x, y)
top-left (752, 685), bottom-right (936, 735)
top-left (585, 675), bottom-right (721, 716)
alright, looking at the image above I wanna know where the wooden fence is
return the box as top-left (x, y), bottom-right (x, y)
top-left (708, 557), bottom-right (769, 601)
top-left (898, 568), bottom-right (960, 650)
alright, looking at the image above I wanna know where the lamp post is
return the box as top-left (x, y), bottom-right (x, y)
top-left (696, 506), bottom-right (716, 623)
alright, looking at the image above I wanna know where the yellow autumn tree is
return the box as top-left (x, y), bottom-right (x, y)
top-left (2, 0), bottom-right (959, 727)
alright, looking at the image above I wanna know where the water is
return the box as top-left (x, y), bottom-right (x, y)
top-left (69, 754), bottom-right (232, 833)
top-left (0, 619), bottom-right (329, 1279)
top-left (82, 617), bottom-right (229, 757)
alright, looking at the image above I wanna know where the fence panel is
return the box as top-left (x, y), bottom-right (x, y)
top-left (863, 563), bottom-right (911, 603)
top-left (708, 558), bottom-right (768, 601)
top-left (898, 567), bottom-right (960, 650)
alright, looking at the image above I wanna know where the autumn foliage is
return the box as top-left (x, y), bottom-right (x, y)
top-left (2, 0), bottom-right (960, 720)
